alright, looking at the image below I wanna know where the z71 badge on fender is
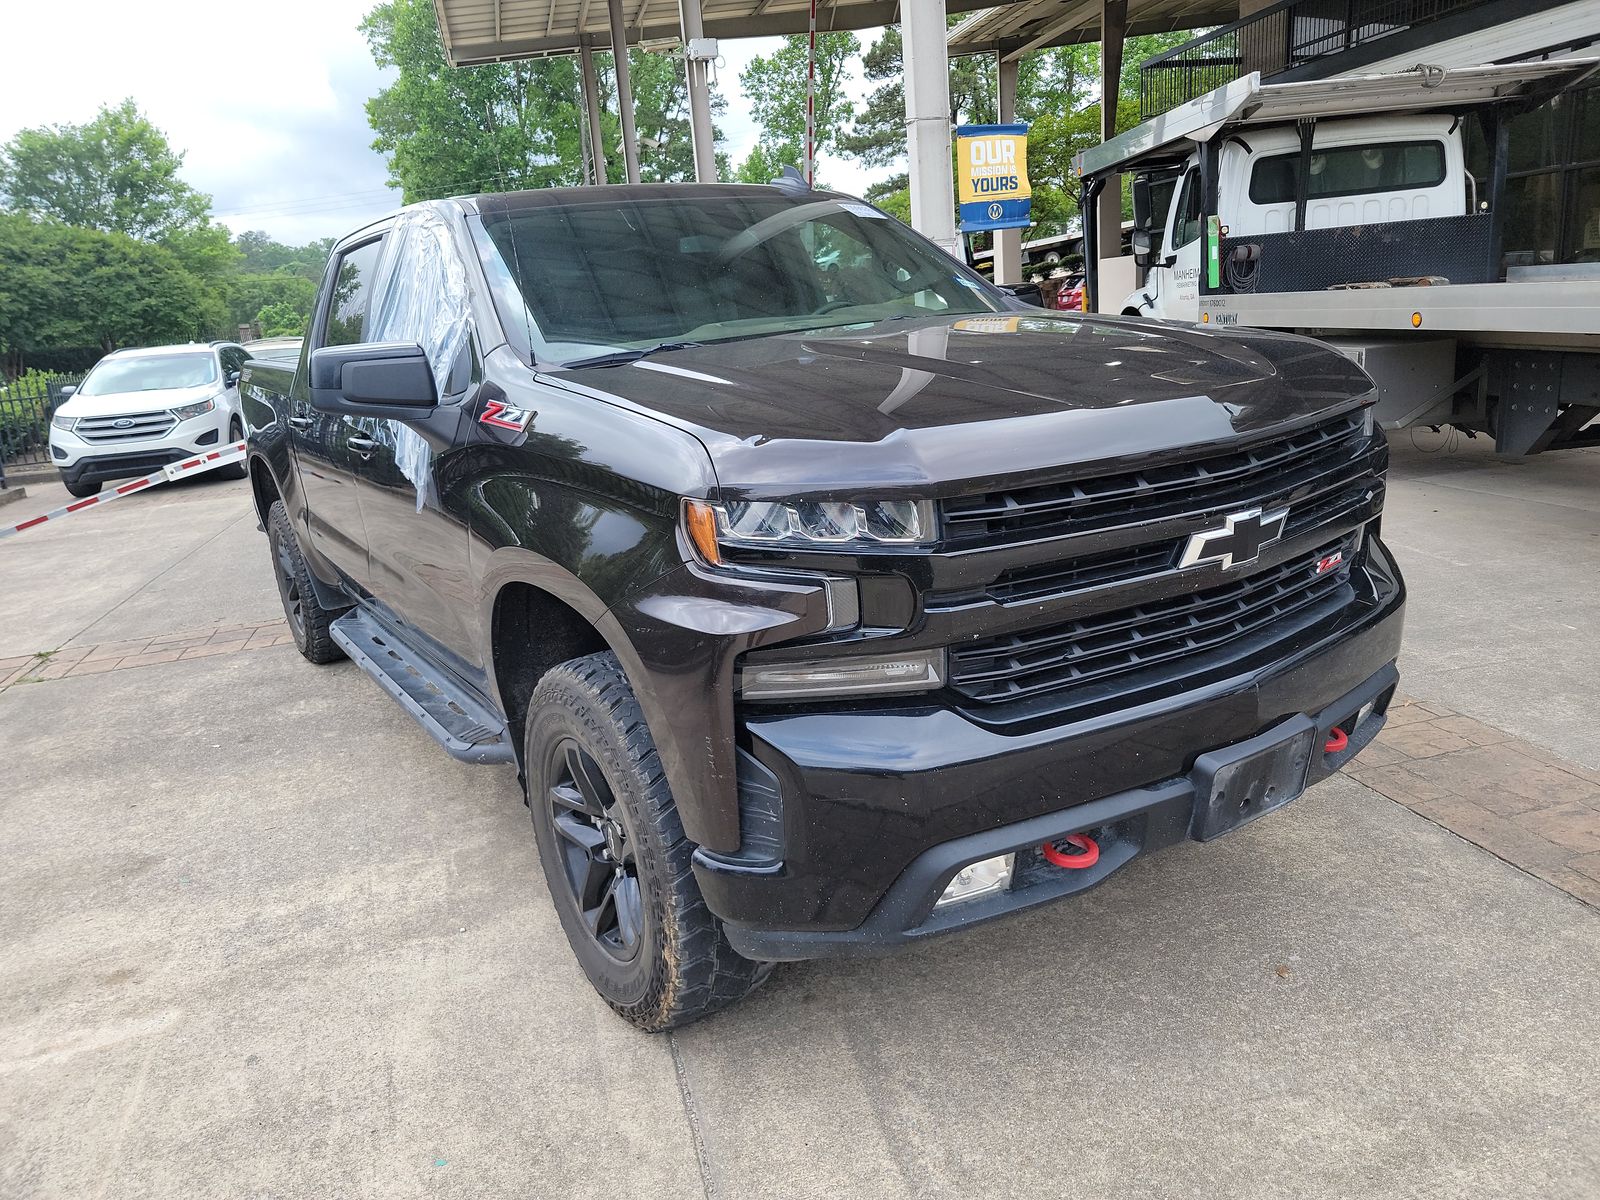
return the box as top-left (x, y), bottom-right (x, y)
top-left (479, 398), bottom-right (535, 432)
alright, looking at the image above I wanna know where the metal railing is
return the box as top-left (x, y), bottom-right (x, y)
top-left (1139, 0), bottom-right (1497, 118)
top-left (0, 374), bottom-right (82, 475)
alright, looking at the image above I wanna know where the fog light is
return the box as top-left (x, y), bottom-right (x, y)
top-left (935, 853), bottom-right (1015, 907)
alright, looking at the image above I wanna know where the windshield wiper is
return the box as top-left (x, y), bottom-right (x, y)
top-left (557, 340), bottom-right (704, 370)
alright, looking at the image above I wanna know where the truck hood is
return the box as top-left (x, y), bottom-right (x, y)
top-left (59, 383), bottom-right (219, 419)
top-left (549, 312), bottom-right (1372, 497)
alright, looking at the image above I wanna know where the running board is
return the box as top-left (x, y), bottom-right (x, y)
top-left (329, 609), bottom-right (515, 765)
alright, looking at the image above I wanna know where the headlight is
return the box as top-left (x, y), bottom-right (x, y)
top-left (683, 498), bottom-right (935, 563)
top-left (170, 398), bottom-right (215, 420)
top-left (51, 413), bottom-right (76, 431)
top-left (739, 648), bottom-right (945, 700)
top-left (1360, 403), bottom-right (1376, 437)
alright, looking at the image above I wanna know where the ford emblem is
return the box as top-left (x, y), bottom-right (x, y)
top-left (113, 418), bottom-right (135, 428)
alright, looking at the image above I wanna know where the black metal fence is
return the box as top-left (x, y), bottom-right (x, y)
top-left (0, 374), bottom-right (83, 471)
top-left (1139, 0), bottom-right (1497, 118)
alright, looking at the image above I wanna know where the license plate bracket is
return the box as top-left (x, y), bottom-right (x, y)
top-left (1189, 716), bottom-right (1316, 842)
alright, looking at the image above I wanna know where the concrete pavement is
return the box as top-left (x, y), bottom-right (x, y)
top-left (1, 438), bottom-right (1598, 1198)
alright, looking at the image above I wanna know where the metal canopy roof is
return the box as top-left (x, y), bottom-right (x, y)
top-left (432, 0), bottom-right (1016, 63)
top-left (432, 0), bottom-right (1231, 64)
top-left (946, 0), bottom-right (1233, 59)
top-left (1078, 57), bottom-right (1600, 176)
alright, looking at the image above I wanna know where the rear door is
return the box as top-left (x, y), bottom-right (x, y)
top-left (289, 235), bottom-right (385, 583)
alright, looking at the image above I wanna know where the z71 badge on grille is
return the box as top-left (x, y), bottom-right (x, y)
top-left (1179, 507), bottom-right (1289, 571)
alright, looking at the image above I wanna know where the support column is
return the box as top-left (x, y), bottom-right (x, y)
top-left (678, 0), bottom-right (718, 182)
top-left (994, 53), bottom-right (1023, 286)
top-left (1095, 0), bottom-right (1128, 263)
top-left (580, 40), bottom-right (608, 184)
top-left (607, 0), bottom-right (642, 184)
top-left (903, 0), bottom-right (959, 255)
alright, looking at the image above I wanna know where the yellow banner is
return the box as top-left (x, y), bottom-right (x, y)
top-left (956, 125), bottom-right (1031, 232)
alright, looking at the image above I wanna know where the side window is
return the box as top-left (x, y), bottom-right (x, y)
top-left (1248, 141), bottom-right (1447, 205)
top-left (321, 239), bottom-right (385, 347)
top-left (1172, 170), bottom-right (1203, 248)
top-left (221, 347), bottom-right (246, 377)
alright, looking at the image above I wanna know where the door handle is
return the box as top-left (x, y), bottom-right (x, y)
top-left (347, 436), bottom-right (379, 456)
top-left (287, 415), bottom-right (313, 430)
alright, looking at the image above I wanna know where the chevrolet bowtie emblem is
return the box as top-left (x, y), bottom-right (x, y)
top-left (1179, 507), bottom-right (1289, 571)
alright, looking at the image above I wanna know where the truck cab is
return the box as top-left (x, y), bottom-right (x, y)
top-left (1126, 114), bottom-right (1469, 322)
top-left (1079, 60), bottom-right (1600, 457)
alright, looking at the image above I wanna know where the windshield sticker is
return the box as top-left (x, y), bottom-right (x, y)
top-left (838, 202), bottom-right (888, 219)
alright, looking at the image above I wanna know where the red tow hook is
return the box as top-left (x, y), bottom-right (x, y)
top-left (1041, 833), bottom-right (1100, 869)
top-left (1325, 727), bottom-right (1350, 754)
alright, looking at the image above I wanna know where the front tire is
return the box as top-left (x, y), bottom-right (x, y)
top-left (266, 500), bottom-right (345, 664)
top-left (61, 474), bottom-right (100, 499)
top-left (219, 418), bottom-right (248, 480)
top-left (525, 652), bottom-right (773, 1031)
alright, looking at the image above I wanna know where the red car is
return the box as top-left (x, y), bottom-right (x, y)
top-left (1055, 277), bottom-right (1085, 311)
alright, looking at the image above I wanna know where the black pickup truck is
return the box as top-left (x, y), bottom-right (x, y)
top-left (242, 184), bottom-right (1403, 1030)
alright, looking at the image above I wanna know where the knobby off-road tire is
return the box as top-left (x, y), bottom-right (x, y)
top-left (525, 652), bottom-right (773, 1031)
top-left (266, 500), bottom-right (345, 665)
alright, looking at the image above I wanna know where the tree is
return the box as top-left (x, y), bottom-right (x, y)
top-left (738, 32), bottom-right (860, 176)
top-left (235, 230), bottom-right (334, 280)
top-left (229, 273), bottom-right (318, 332)
top-left (0, 100), bottom-right (211, 241)
top-left (733, 143), bottom-right (783, 185)
top-left (254, 302), bottom-right (308, 338)
top-left (597, 50), bottom-right (728, 183)
top-left (365, 0), bottom-right (606, 200)
top-left (0, 215), bottom-right (213, 373)
top-left (840, 27), bottom-right (1010, 168)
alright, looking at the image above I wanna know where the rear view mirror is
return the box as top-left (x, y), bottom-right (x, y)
top-left (309, 342), bottom-right (437, 419)
top-left (1131, 177), bottom-right (1154, 266)
top-left (58, 384), bottom-right (76, 398)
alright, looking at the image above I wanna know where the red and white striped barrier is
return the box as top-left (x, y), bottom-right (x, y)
top-left (0, 441), bottom-right (247, 541)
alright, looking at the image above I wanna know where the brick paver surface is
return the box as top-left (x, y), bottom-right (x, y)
top-left (1352, 695), bottom-right (1600, 910)
top-left (0, 621), bottom-right (293, 690)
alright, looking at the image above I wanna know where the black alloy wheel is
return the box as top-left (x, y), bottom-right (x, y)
top-left (265, 500), bottom-right (345, 664)
top-left (545, 737), bottom-right (645, 962)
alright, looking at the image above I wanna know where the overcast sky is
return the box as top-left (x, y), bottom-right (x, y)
top-left (0, 0), bottom-right (886, 247)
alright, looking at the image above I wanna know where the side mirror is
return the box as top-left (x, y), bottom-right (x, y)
top-left (58, 384), bottom-right (76, 399)
top-left (997, 281), bottom-right (1045, 307)
top-left (226, 370), bottom-right (242, 388)
top-left (309, 342), bottom-right (437, 419)
top-left (1131, 228), bottom-right (1153, 265)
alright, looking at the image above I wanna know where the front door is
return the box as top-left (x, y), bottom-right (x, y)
top-left (1145, 167), bottom-right (1205, 322)
top-left (289, 235), bottom-right (385, 584)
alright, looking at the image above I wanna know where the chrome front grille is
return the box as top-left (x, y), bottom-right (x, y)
top-left (950, 539), bottom-right (1356, 706)
top-left (73, 410), bottom-right (177, 444)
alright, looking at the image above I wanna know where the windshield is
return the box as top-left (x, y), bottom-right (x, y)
top-left (80, 353), bottom-right (217, 395)
top-left (475, 193), bottom-right (1003, 365)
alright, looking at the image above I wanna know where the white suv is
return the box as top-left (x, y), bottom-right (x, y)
top-left (48, 343), bottom-right (251, 497)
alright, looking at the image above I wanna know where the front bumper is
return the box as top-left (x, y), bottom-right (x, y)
top-left (50, 412), bottom-right (231, 483)
top-left (693, 541), bottom-right (1405, 961)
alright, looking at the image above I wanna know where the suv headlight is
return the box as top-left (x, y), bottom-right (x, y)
top-left (51, 413), bottom-right (76, 431)
top-left (171, 398), bottom-right (215, 420)
top-left (683, 498), bottom-right (935, 564)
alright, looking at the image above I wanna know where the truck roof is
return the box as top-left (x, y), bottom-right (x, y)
top-left (1077, 57), bottom-right (1599, 179)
